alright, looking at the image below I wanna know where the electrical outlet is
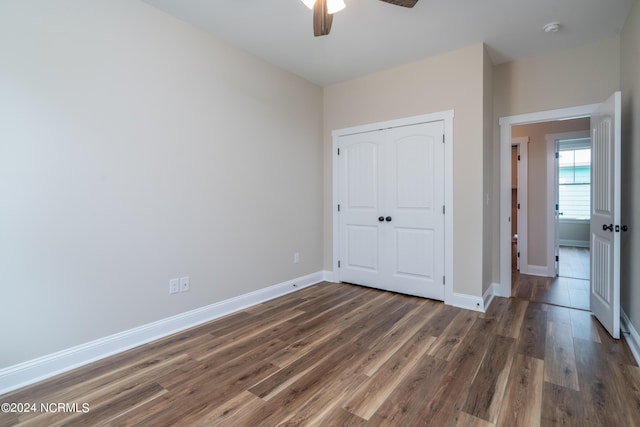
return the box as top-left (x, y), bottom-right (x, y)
top-left (180, 276), bottom-right (190, 292)
top-left (294, 252), bottom-right (300, 264)
top-left (169, 278), bottom-right (180, 294)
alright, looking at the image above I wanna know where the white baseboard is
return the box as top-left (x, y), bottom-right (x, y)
top-left (483, 283), bottom-right (498, 310)
top-left (526, 264), bottom-right (554, 277)
top-left (450, 292), bottom-right (486, 312)
top-left (322, 270), bottom-right (338, 283)
top-left (559, 240), bottom-right (590, 248)
top-left (0, 271), bottom-right (325, 396)
top-left (621, 309), bottom-right (640, 366)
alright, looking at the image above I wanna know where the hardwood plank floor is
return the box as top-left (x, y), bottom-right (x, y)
top-left (1, 282), bottom-right (639, 426)
top-left (558, 246), bottom-right (590, 280)
top-left (512, 244), bottom-right (591, 311)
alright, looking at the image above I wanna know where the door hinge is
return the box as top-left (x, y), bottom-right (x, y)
top-left (517, 252), bottom-right (520, 258)
top-left (556, 204), bottom-right (559, 211)
top-left (518, 155), bottom-right (521, 161)
top-left (337, 148), bottom-right (340, 155)
top-left (338, 260), bottom-right (341, 268)
top-left (517, 203), bottom-right (520, 209)
top-left (556, 255), bottom-right (559, 262)
top-left (337, 204), bottom-right (340, 212)
top-left (555, 152), bottom-right (559, 159)
top-left (443, 205), bottom-right (446, 214)
top-left (443, 276), bottom-right (445, 285)
top-left (442, 134), bottom-right (445, 144)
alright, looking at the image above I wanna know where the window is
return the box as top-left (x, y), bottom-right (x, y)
top-left (558, 141), bottom-right (590, 220)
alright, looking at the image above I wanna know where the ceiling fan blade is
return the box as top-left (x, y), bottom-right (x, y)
top-left (313, 0), bottom-right (333, 36)
top-left (379, 0), bottom-right (419, 7)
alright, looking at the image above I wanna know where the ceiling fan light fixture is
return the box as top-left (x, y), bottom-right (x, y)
top-left (327, 0), bottom-right (346, 14)
top-left (301, 0), bottom-right (316, 10)
top-left (301, 0), bottom-right (345, 14)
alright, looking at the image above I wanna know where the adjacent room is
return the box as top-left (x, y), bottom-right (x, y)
top-left (1, 0), bottom-right (639, 425)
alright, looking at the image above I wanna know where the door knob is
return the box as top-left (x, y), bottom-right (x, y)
top-left (622, 225), bottom-right (629, 232)
top-left (603, 224), bottom-right (613, 232)
top-left (385, 216), bottom-right (392, 222)
top-left (378, 216), bottom-right (384, 222)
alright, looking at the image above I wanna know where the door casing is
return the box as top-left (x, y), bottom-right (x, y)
top-left (331, 111), bottom-right (454, 305)
top-left (511, 137), bottom-right (529, 274)
top-left (498, 104), bottom-right (600, 297)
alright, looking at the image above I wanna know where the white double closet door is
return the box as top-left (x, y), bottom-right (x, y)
top-left (338, 121), bottom-right (445, 300)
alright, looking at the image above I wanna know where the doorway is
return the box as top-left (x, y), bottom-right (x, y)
top-left (498, 103), bottom-right (599, 299)
top-left (552, 132), bottom-right (591, 283)
top-left (508, 122), bottom-right (591, 310)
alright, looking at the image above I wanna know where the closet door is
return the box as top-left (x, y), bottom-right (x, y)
top-left (385, 122), bottom-right (445, 299)
top-left (338, 130), bottom-right (386, 289)
top-left (338, 121), bottom-right (445, 300)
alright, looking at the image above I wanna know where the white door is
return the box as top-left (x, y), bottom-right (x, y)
top-left (590, 91), bottom-right (621, 339)
top-left (338, 121), bottom-right (445, 300)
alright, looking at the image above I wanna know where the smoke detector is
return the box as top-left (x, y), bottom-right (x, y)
top-left (543, 22), bottom-right (561, 33)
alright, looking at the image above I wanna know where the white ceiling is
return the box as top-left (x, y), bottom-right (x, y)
top-left (143, 0), bottom-right (632, 87)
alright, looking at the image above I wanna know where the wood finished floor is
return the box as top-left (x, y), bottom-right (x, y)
top-left (558, 246), bottom-right (590, 281)
top-left (1, 282), bottom-right (639, 426)
top-left (512, 246), bottom-right (590, 311)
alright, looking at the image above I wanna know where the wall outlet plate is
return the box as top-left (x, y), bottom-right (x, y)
top-left (180, 276), bottom-right (190, 292)
top-left (169, 278), bottom-right (180, 294)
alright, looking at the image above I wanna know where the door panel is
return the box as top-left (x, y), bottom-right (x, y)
top-left (395, 228), bottom-right (434, 278)
top-left (395, 137), bottom-right (434, 209)
top-left (590, 91), bottom-right (621, 339)
top-left (346, 142), bottom-right (378, 209)
top-left (346, 225), bottom-right (379, 271)
top-left (591, 236), bottom-right (611, 302)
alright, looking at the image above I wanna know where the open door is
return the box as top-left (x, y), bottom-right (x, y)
top-left (590, 91), bottom-right (621, 339)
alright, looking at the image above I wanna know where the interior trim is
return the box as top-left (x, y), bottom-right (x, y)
top-left (331, 110), bottom-right (455, 304)
top-left (498, 103), bottom-right (600, 297)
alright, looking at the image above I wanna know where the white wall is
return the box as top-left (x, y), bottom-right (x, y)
top-left (621, 0), bottom-right (640, 338)
top-left (0, 0), bottom-right (324, 369)
top-left (323, 44), bottom-right (487, 299)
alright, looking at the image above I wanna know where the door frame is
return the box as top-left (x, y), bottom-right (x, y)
top-left (331, 111), bottom-right (454, 304)
top-left (511, 137), bottom-right (529, 274)
top-left (498, 104), bottom-right (599, 297)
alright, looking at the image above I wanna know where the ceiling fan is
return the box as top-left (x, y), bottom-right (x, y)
top-left (300, 0), bottom-right (419, 37)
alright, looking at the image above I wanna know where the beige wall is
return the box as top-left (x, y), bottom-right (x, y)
top-left (621, 0), bottom-right (640, 336)
top-left (0, 0), bottom-right (324, 368)
top-left (323, 44), bottom-right (487, 298)
top-left (482, 46), bottom-right (494, 293)
top-left (493, 37), bottom-right (621, 118)
top-left (512, 119), bottom-right (590, 267)
top-left (492, 38), bottom-right (621, 281)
